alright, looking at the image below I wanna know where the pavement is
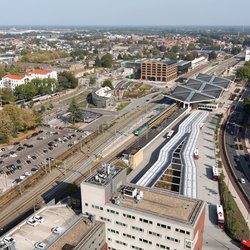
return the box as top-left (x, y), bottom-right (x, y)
top-left (197, 114), bottom-right (239, 250)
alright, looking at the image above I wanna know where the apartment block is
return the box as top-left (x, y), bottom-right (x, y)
top-left (81, 165), bottom-right (205, 250)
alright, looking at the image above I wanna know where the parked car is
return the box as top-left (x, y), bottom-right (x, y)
top-left (24, 172), bottom-right (32, 176)
top-left (33, 215), bottom-right (45, 223)
top-left (34, 242), bottom-right (46, 249)
top-left (31, 155), bottom-right (37, 160)
top-left (51, 226), bottom-right (64, 234)
top-left (26, 219), bottom-right (38, 227)
top-left (3, 237), bottom-right (16, 245)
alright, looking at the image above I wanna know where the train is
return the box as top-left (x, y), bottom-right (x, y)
top-left (133, 103), bottom-right (177, 136)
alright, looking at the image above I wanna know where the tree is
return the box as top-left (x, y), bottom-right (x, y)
top-left (184, 54), bottom-right (194, 61)
top-left (14, 82), bottom-right (37, 100)
top-left (237, 66), bottom-right (250, 80)
top-left (0, 88), bottom-right (16, 104)
top-left (163, 52), bottom-right (177, 60)
top-left (94, 56), bottom-right (102, 67)
top-left (159, 45), bottom-right (167, 52)
top-left (0, 112), bottom-right (14, 143)
top-left (102, 79), bottom-right (113, 90)
top-left (187, 43), bottom-right (196, 50)
top-left (170, 45), bottom-right (180, 53)
top-left (101, 53), bottom-right (113, 68)
top-left (58, 71), bottom-right (78, 89)
top-left (243, 95), bottom-right (250, 111)
top-left (208, 51), bottom-right (217, 60)
top-left (89, 77), bottom-right (96, 85)
top-left (67, 99), bottom-right (83, 124)
top-left (231, 47), bottom-right (241, 55)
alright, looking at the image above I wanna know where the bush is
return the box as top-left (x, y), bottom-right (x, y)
top-left (219, 176), bottom-right (250, 241)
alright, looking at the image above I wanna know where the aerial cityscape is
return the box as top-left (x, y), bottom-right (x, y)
top-left (0, 1), bottom-right (250, 250)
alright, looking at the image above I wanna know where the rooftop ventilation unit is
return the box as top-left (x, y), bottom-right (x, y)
top-left (122, 186), bottom-right (137, 198)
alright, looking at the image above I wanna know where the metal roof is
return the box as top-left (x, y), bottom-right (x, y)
top-left (165, 73), bottom-right (233, 104)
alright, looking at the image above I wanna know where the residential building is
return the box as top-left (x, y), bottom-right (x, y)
top-left (140, 58), bottom-right (177, 82)
top-left (81, 165), bottom-right (206, 250)
top-left (0, 74), bottom-right (29, 89)
top-left (0, 69), bottom-right (57, 89)
top-left (26, 69), bottom-right (57, 80)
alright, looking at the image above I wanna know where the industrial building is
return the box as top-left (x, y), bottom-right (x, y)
top-left (81, 165), bottom-right (206, 250)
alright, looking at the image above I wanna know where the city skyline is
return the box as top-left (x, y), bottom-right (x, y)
top-left (0, 0), bottom-right (250, 26)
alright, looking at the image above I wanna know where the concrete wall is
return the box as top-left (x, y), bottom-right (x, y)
top-left (129, 149), bottom-right (144, 169)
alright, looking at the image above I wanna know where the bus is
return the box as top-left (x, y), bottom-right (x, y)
top-left (241, 240), bottom-right (250, 250)
top-left (212, 166), bottom-right (219, 181)
top-left (216, 205), bottom-right (224, 228)
top-left (167, 130), bottom-right (175, 139)
top-left (194, 148), bottom-right (199, 160)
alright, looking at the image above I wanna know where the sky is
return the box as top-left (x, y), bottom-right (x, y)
top-left (0, 0), bottom-right (250, 26)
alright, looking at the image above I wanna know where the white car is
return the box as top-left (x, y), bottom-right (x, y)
top-left (51, 226), bottom-right (64, 234)
top-left (3, 237), bottom-right (16, 245)
top-left (9, 154), bottom-right (17, 158)
top-left (240, 178), bottom-right (246, 184)
top-left (34, 242), bottom-right (47, 249)
top-left (26, 219), bottom-right (38, 227)
top-left (27, 155), bottom-right (31, 159)
top-left (33, 215), bottom-right (45, 223)
top-left (19, 175), bottom-right (26, 180)
top-left (24, 172), bottom-right (32, 176)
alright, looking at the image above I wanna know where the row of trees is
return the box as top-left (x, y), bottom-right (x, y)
top-left (19, 50), bottom-right (68, 63)
top-left (237, 61), bottom-right (250, 80)
top-left (0, 105), bottom-right (41, 143)
top-left (0, 71), bottom-right (78, 104)
top-left (0, 65), bottom-right (26, 79)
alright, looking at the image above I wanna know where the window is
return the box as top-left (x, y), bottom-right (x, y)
top-left (157, 223), bottom-right (171, 230)
top-left (148, 231), bottom-right (161, 237)
top-left (100, 216), bottom-right (111, 222)
top-left (131, 246), bottom-right (143, 250)
top-left (123, 233), bottom-right (135, 239)
top-left (107, 209), bottom-right (119, 215)
top-left (131, 226), bottom-right (144, 232)
top-left (115, 240), bottom-right (127, 246)
top-left (115, 221), bottom-right (127, 227)
top-left (85, 203), bottom-right (88, 206)
top-left (166, 236), bottom-right (180, 243)
top-left (92, 204), bottom-right (103, 210)
top-left (156, 243), bottom-right (170, 250)
top-left (108, 228), bottom-right (119, 234)
top-left (123, 213), bottom-right (135, 219)
top-left (139, 218), bottom-right (152, 224)
top-left (139, 238), bottom-right (152, 245)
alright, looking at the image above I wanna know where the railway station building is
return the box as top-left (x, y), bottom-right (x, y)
top-left (81, 165), bottom-right (206, 250)
top-left (164, 73), bottom-right (234, 110)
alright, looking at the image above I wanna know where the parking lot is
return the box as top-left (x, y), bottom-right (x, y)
top-left (0, 127), bottom-right (92, 193)
top-left (0, 205), bottom-right (77, 250)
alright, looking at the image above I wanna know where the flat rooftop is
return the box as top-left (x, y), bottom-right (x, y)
top-left (51, 219), bottom-right (104, 249)
top-left (85, 165), bottom-right (122, 186)
top-left (111, 186), bottom-right (204, 225)
top-left (3, 205), bottom-right (77, 250)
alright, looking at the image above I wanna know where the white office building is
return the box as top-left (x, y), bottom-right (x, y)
top-left (81, 165), bottom-right (206, 250)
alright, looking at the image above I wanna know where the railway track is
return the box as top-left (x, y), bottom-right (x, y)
top-left (0, 102), bottom-right (155, 232)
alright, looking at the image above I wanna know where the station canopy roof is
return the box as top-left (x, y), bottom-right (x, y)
top-left (164, 73), bottom-right (234, 104)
